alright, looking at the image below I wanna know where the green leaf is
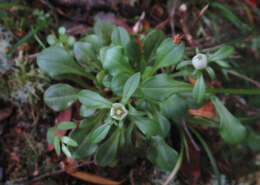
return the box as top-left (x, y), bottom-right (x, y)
top-left (209, 45), bottom-right (234, 61)
top-left (47, 127), bottom-right (55, 145)
top-left (141, 74), bottom-right (192, 101)
top-left (62, 143), bottom-right (72, 157)
top-left (100, 46), bottom-right (134, 76)
top-left (83, 34), bottom-right (104, 53)
top-left (96, 129), bottom-right (120, 166)
top-left (62, 136), bottom-right (78, 147)
top-left (54, 135), bottom-right (61, 156)
top-left (192, 74), bottom-right (206, 104)
top-left (143, 29), bottom-right (166, 62)
top-left (37, 47), bottom-right (85, 78)
top-left (111, 26), bottom-right (130, 47)
top-left (154, 39), bottom-right (184, 72)
top-left (69, 117), bottom-right (104, 158)
top-left (213, 60), bottom-right (231, 68)
top-left (246, 129), bottom-right (260, 151)
top-left (80, 105), bottom-right (96, 117)
top-left (57, 121), bottom-right (76, 130)
top-left (126, 40), bottom-right (142, 67)
top-left (73, 42), bottom-right (96, 70)
top-left (155, 112), bottom-right (170, 138)
top-left (94, 19), bottom-right (114, 45)
top-left (176, 60), bottom-right (192, 70)
top-left (71, 134), bottom-right (97, 159)
top-left (134, 117), bottom-right (160, 136)
top-left (128, 104), bottom-right (146, 116)
top-left (90, 123), bottom-right (112, 144)
top-left (44, 83), bottom-right (80, 111)
top-left (121, 72), bottom-right (141, 104)
top-left (211, 2), bottom-right (251, 32)
top-left (103, 74), bottom-right (112, 88)
top-left (160, 94), bottom-right (188, 120)
top-left (211, 97), bottom-right (247, 144)
top-left (147, 136), bottom-right (178, 171)
top-left (110, 73), bottom-right (130, 96)
top-left (78, 90), bottom-right (112, 109)
top-left (206, 66), bottom-right (216, 80)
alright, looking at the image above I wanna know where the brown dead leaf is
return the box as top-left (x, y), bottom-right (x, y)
top-left (188, 101), bottom-right (217, 118)
top-left (173, 34), bottom-right (184, 45)
top-left (67, 171), bottom-right (126, 185)
top-left (188, 76), bottom-right (196, 85)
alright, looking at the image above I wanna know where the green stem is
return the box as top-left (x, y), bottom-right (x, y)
top-left (8, 25), bottom-right (46, 55)
top-left (208, 88), bottom-right (260, 95)
top-left (163, 131), bottom-right (184, 185)
top-left (34, 33), bottom-right (46, 49)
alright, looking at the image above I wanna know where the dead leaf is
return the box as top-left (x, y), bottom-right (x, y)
top-left (173, 34), bottom-right (184, 45)
top-left (188, 101), bottom-right (217, 118)
top-left (188, 76), bottom-right (196, 85)
top-left (67, 171), bottom-right (126, 185)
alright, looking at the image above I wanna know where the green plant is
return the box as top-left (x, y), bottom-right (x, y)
top-left (38, 19), bottom-right (260, 177)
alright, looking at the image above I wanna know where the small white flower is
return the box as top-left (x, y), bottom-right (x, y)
top-left (192, 53), bottom-right (207, 70)
top-left (110, 103), bottom-right (128, 121)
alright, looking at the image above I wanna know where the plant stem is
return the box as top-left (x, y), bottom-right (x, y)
top-left (34, 33), bottom-right (46, 49)
top-left (223, 70), bottom-right (260, 88)
top-left (163, 133), bottom-right (184, 185)
top-left (208, 88), bottom-right (260, 95)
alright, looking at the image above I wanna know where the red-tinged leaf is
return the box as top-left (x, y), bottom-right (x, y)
top-left (47, 107), bottom-right (72, 151)
top-left (181, 140), bottom-right (201, 185)
top-left (136, 37), bottom-right (144, 54)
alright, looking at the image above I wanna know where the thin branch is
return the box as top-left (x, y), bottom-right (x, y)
top-left (6, 160), bottom-right (93, 184)
top-left (224, 69), bottom-right (260, 88)
top-left (181, 119), bottom-right (200, 151)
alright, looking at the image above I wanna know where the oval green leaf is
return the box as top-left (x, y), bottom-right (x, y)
top-left (57, 121), bottom-right (76, 130)
top-left (44, 83), bottom-right (80, 111)
top-left (96, 129), bottom-right (120, 166)
top-left (78, 90), bottom-right (112, 109)
top-left (211, 97), bottom-right (247, 144)
top-left (192, 74), bottom-right (206, 104)
top-left (146, 136), bottom-right (178, 171)
top-left (121, 72), bottom-right (141, 104)
top-left (37, 46), bottom-right (85, 78)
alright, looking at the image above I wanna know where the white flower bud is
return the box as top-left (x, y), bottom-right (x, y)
top-left (110, 103), bottom-right (128, 121)
top-left (58, 27), bottom-right (66, 35)
top-left (192, 53), bottom-right (207, 70)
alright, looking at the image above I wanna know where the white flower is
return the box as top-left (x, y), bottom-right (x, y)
top-left (110, 103), bottom-right (128, 121)
top-left (192, 53), bottom-right (207, 70)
